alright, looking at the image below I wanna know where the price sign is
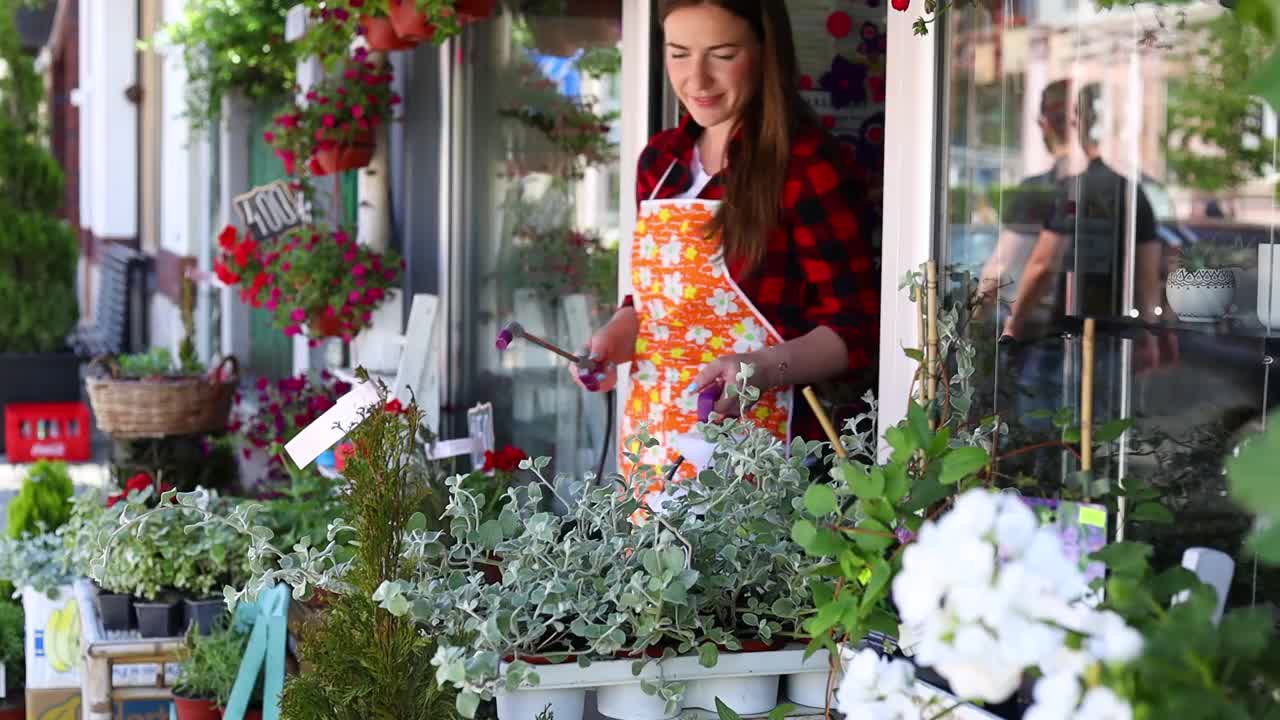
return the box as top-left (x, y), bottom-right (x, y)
top-left (233, 181), bottom-right (310, 243)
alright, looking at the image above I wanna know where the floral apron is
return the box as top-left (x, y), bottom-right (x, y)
top-left (621, 161), bottom-right (794, 506)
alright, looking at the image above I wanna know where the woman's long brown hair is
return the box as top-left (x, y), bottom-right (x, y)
top-left (658, 0), bottom-right (817, 274)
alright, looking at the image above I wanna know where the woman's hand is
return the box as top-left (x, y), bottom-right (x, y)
top-left (692, 351), bottom-right (779, 418)
top-left (569, 306), bottom-right (639, 393)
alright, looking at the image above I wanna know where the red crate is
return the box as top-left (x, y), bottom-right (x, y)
top-left (3, 402), bottom-right (92, 463)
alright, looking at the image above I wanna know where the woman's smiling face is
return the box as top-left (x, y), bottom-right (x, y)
top-left (663, 3), bottom-right (761, 133)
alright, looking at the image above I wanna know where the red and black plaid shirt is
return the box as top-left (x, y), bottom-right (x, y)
top-left (630, 114), bottom-right (880, 441)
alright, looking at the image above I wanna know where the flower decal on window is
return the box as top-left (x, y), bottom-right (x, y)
top-left (820, 54), bottom-right (869, 109)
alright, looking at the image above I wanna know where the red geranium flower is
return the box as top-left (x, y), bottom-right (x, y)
top-left (214, 261), bottom-right (240, 285)
top-left (384, 399), bottom-right (404, 415)
top-left (218, 225), bottom-right (239, 251)
top-left (483, 445), bottom-right (528, 473)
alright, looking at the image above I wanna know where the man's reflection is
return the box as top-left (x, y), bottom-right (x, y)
top-left (979, 81), bottom-right (1174, 479)
top-left (976, 79), bottom-right (1073, 336)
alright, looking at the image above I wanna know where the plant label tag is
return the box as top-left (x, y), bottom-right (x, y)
top-left (1, 661), bottom-right (6, 698)
top-left (234, 180), bottom-right (310, 243)
top-left (284, 380), bottom-right (380, 469)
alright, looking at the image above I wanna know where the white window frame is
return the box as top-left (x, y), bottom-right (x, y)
top-left (876, 12), bottom-right (943, 456)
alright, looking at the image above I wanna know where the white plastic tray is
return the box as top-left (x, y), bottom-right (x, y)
top-left (500, 644), bottom-right (831, 689)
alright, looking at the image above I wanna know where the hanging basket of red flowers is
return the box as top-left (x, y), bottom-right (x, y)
top-left (215, 224), bottom-right (403, 343)
top-left (263, 48), bottom-right (399, 179)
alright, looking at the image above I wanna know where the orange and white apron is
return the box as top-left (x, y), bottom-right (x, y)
top-left (621, 162), bottom-right (794, 505)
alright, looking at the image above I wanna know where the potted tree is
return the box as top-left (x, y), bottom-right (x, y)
top-left (172, 621), bottom-right (248, 720)
top-left (0, 7), bottom-right (80, 454)
top-left (0, 600), bottom-right (22, 720)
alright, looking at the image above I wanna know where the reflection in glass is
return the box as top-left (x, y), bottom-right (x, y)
top-left (940, 0), bottom-right (1278, 607)
top-left (456, 4), bottom-right (622, 480)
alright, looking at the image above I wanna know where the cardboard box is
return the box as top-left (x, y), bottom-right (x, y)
top-left (21, 587), bottom-right (81, 689)
top-left (24, 688), bottom-right (78, 720)
top-left (25, 689), bottom-right (172, 720)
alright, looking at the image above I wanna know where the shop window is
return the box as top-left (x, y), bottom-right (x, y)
top-left (450, 4), bottom-right (623, 479)
top-left (937, 1), bottom-right (1279, 608)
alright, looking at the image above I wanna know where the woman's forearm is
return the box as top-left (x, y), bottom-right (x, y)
top-left (746, 326), bottom-right (849, 391)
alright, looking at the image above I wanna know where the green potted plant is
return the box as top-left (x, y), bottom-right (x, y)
top-left (0, 600), bottom-right (23, 720)
top-left (64, 490), bottom-right (134, 631)
top-left (263, 49), bottom-right (399, 177)
top-left (0, 2), bottom-right (80, 455)
top-left (1167, 242), bottom-right (1235, 323)
top-left (89, 486), bottom-right (189, 637)
top-left (84, 346), bottom-right (238, 440)
top-left (180, 503), bottom-right (252, 635)
top-left (172, 621), bottom-right (249, 720)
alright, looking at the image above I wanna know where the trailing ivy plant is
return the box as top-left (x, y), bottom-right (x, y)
top-left (154, 0), bottom-right (300, 135)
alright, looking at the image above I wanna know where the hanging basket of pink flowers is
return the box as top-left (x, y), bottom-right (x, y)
top-left (215, 224), bottom-right (403, 343)
top-left (263, 48), bottom-right (400, 178)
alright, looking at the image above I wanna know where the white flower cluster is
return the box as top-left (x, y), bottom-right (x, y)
top-left (837, 489), bottom-right (1144, 720)
top-left (835, 647), bottom-right (921, 720)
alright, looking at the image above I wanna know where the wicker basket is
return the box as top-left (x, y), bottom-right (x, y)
top-left (85, 356), bottom-right (239, 438)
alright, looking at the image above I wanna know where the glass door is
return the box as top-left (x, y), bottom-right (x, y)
top-left (936, 0), bottom-right (1279, 607)
top-left (449, 2), bottom-right (624, 478)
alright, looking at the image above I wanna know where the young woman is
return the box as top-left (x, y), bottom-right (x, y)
top-left (573, 0), bottom-right (879, 485)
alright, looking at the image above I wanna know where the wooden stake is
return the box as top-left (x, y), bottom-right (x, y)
top-left (803, 386), bottom-right (847, 458)
top-left (915, 285), bottom-right (927, 405)
top-left (1081, 317), bottom-right (1095, 475)
top-left (926, 262), bottom-right (941, 418)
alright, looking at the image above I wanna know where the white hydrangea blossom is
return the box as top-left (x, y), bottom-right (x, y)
top-left (830, 489), bottom-right (1144, 719)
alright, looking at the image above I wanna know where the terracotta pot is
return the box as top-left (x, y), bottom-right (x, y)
top-left (360, 15), bottom-right (417, 50)
top-left (457, 0), bottom-right (497, 21)
top-left (307, 314), bottom-right (345, 338)
top-left (173, 696), bottom-right (221, 720)
top-left (312, 143), bottom-right (374, 175)
top-left (388, 0), bottom-right (436, 41)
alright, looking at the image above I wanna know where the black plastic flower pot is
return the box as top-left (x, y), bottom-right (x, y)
top-left (184, 597), bottom-right (227, 635)
top-left (95, 592), bottom-right (134, 631)
top-left (134, 600), bottom-right (182, 638)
